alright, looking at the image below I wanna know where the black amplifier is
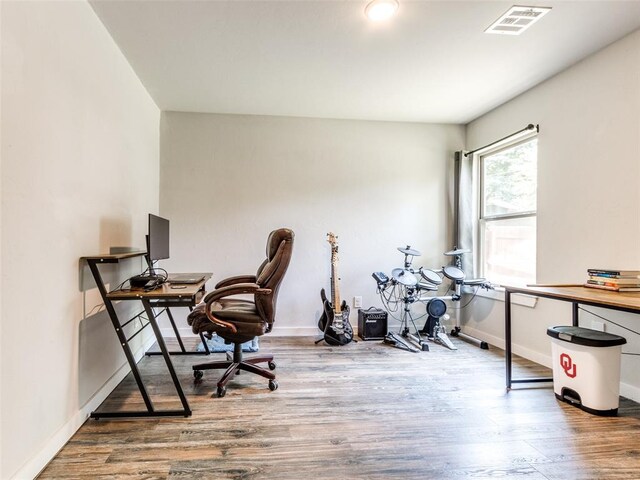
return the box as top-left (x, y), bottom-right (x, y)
top-left (358, 307), bottom-right (388, 341)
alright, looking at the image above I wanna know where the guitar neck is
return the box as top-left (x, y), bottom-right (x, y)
top-left (327, 232), bottom-right (343, 315)
top-left (332, 277), bottom-right (342, 314)
top-left (331, 256), bottom-right (342, 314)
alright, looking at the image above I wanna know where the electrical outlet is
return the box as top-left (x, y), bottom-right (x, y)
top-left (353, 296), bottom-right (362, 308)
top-left (591, 320), bottom-right (606, 332)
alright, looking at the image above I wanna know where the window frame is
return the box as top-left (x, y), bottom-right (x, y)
top-left (477, 133), bottom-right (538, 285)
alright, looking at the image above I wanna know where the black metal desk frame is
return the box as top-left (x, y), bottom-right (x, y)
top-left (504, 285), bottom-right (640, 390)
top-left (83, 252), bottom-right (209, 419)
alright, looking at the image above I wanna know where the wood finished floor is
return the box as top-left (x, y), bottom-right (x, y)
top-left (39, 336), bottom-right (640, 479)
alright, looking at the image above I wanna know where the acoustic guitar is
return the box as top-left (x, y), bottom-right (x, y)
top-left (317, 232), bottom-right (354, 346)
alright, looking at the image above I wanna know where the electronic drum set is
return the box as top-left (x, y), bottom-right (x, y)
top-left (372, 245), bottom-right (492, 352)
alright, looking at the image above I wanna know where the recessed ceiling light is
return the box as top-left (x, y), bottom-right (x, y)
top-left (485, 5), bottom-right (551, 35)
top-left (365, 0), bottom-right (399, 22)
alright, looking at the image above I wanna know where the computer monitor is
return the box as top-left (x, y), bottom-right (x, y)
top-left (147, 213), bottom-right (170, 264)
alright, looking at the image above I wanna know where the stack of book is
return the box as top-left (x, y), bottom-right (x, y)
top-left (585, 269), bottom-right (640, 292)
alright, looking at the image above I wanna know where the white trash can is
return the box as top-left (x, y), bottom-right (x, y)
top-left (547, 326), bottom-right (626, 416)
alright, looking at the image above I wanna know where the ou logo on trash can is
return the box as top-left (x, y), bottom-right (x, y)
top-left (560, 353), bottom-right (577, 378)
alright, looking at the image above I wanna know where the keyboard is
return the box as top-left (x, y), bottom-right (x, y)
top-left (167, 274), bottom-right (206, 284)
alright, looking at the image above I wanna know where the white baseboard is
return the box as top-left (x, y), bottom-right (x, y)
top-left (620, 382), bottom-right (640, 403)
top-left (15, 335), bottom-right (156, 480)
top-left (460, 325), bottom-right (552, 368)
top-left (161, 326), bottom-right (200, 339)
top-left (269, 326), bottom-right (320, 336)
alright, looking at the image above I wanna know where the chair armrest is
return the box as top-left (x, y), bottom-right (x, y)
top-left (202, 283), bottom-right (272, 333)
top-left (215, 275), bottom-right (257, 289)
top-left (203, 283), bottom-right (271, 303)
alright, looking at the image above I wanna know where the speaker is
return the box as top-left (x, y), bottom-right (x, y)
top-left (358, 307), bottom-right (388, 341)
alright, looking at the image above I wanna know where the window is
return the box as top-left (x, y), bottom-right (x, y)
top-left (479, 137), bottom-right (537, 286)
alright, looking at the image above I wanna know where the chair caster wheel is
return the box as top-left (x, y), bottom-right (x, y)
top-left (268, 379), bottom-right (278, 391)
top-left (216, 386), bottom-right (226, 398)
top-left (268, 361), bottom-right (276, 370)
top-left (194, 370), bottom-right (203, 381)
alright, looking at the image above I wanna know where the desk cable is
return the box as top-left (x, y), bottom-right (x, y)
top-left (579, 306), bottom-right (640, 356)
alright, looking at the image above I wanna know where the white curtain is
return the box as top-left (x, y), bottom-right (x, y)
top-left (454, 150), bottom-right (478, 279)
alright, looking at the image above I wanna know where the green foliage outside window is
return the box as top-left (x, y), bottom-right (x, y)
top-left (483, 139), bottom-right (537, 217)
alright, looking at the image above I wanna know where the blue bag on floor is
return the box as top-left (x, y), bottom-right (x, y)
top-left (196, 334), bottom-right (259, 353)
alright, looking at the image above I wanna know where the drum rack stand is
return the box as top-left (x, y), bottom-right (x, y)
top-left (450, 321), bottom-right (489, 350)
top-left (441, 250), bottom-right (490, 350)
top-left (398, 293), bottom-right (430, 351)
top-left (375, 245), bottom-right (493, 352)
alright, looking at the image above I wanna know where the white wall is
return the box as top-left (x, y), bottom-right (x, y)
top-left (464, 29), bottom-right (640, 399)
top-left (160, 112), bottom-right (464, 336)
top-left (1, 2), bottom-right (159, 478)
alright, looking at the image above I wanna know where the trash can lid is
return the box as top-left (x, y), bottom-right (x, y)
top-left (547, 326), bottom-right (626, 347)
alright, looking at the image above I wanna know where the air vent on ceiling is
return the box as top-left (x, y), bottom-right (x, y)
top-left (485, 5), bottom-right (551, 35)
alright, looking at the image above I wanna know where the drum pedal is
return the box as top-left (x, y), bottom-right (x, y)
top-left (436, 331), bottom-right (457, 350)
top-left (384, 333), bottom-right (420, 353)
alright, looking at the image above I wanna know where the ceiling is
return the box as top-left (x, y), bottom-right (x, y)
top-left (89, 1), bottom-right (640, 124)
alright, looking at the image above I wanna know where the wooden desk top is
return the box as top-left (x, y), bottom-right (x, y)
top-left (504, 284), bottom-right (640, 312)
top-left (107, 273), bottom-right (212, 301)
top-left (81, 251), bottom-right (147, 262)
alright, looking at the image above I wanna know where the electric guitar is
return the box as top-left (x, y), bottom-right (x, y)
top-left (317, 232), bottom-right (354, 346)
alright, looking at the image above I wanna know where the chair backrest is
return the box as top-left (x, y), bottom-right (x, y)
top-left (254, 228), bottom-right (294, 325)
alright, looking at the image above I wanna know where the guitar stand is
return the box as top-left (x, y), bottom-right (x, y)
top-left (315, 320), bottom-right (333, 345)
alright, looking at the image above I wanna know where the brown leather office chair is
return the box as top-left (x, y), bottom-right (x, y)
top-left (188, 228), bottom-right (294, 397)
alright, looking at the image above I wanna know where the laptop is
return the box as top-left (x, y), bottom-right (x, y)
top-left (167, 273), bottom-right (206, 284)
